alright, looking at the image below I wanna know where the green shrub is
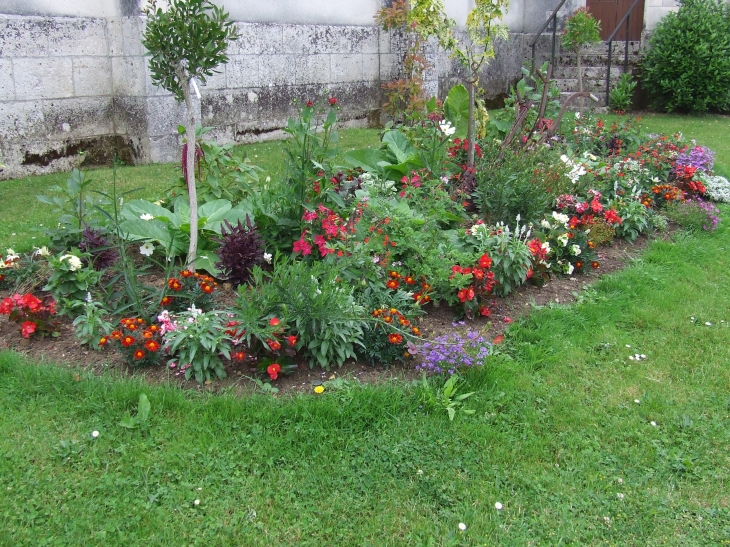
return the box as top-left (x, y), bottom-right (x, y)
top-left (641, 0), bottom-right (730, 113)
top-left (609, 73), bottom-right (637, 112)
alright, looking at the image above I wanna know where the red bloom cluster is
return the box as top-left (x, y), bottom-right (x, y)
top-left (450, 253), bottom-right (498, 319)
top-left (0, 293), bottom-right (58, 339)
top-left (162, 270), bottom-right (217, 311)
top-left (104, 317), bottom-right (163, 367)
top-left (295, 202), bottom-right (365, 258)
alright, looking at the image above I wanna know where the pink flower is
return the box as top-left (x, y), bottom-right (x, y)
top-left (328, 97), bottom-right (338, 106)
top-left (293, 236), bottom-right (313, 256)
top-left (302, 211), bottom-right (318, 222)
top-left (503, 317), bottom-right (512, 324)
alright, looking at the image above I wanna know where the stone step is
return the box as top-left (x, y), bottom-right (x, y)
top-left (553, 77), bottom-right (623, 93)
top-left (552, 64), bottom-right (628, 80)
top-left (559, 92), bottom-right (609, 109)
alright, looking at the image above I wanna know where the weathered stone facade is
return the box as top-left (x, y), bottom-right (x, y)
top-left (0, 0), bottom-right (682, 179)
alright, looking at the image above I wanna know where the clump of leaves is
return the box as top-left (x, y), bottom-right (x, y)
top-left (214, 216), bottom-right (265, 288)
top-left (79, 225), bottom-right (118, 271)
top-left (587, 218), bottom-right (616, 245)
top-left (610, 73), bottom-right (637, 112)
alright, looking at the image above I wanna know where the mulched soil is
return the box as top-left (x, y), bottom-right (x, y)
top-left (0, 233), bottom-right (659, 396)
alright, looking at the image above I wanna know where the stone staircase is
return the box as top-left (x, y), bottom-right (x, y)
top-left (552, 41), bottom-right (643, 109)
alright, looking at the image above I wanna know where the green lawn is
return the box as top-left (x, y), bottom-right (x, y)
top-left (2, 208), bottom-right (729, 545)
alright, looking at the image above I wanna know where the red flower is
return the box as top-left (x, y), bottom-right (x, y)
top-left (504, 317), bottom-right (512, 324)
top-left (269, 317), bottom-right (281, 327)
top-left (180, 270), bottom-right (194, 278)
top-left (267, 363), bottom-right (281, 380)
top-left (98, 337), bottom-right (108, 347)
top-left (161, 296), bottom-right (173, 306)
top-left (110, 330), bottom-right (123, 340)
top-left (286, 335), bottom-right (298, 347)
top-left (404, 276), bottom-right (415, 285)
top-left (133, 349), bottom-right (146, 360)
top-left (167, 278), bottom-right (182, 291)
top-left (121, 335), bottom-right (136, 347)
top-left (306, 100), bottom-right (313, 107)
top-left (385, 279), bottom-right (399, 290)
top-left (144, 340), bottom-right (161, 352)
top-left (0, 297), bottom-right (14, 315)
top-left (232, 351), bottom-right (246, 362)
top-left (21, 294), bottom-right (42, 311)
top-left (493, 334), bottom-right (504, 344)
top-left (592, 261), bottom-right (600, 269)
top-left (267, 339), bottom-right (282, 351)
top-left (457, 289), bottom-right (467, 303)
top-left (201, 283), bottom-right (214, 294)
top-left (478, 253), bottom-right (492, 269)
top-left (293, 235), bottom-right (313, 256)
top-left (603, 209), bottom-right (622, 225)
top-left (20, 321), bottom-right (37, 339)
top-left (328, 97), bottom-right (338, 106)
top-left (388, 333), bottom-right (403, 344)
top-left (479, 306), bottom-right (491, 317)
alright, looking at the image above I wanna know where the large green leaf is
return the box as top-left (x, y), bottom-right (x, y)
top-left (120, 200), bottom-right (181, 226)
top-left (444, 84), bottom-right (470, 138)
top-left (344, 149), bottom-right (388, 173)
top-left (382, 129), bottom-right (417, 164)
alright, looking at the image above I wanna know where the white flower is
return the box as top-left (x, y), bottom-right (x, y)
top-left (540, 219), bottom-right (551, 229)
top-left (5, 248), bottom-right (19, 261)
top-left (575, 112), bottom-right (581, 119)
top-left (629, 355), bottom-right (635, 361)
top-left (33, 246), bottom-right (50, 257)
top-left (439, 121), bottom-right (456, 136)
top-left (552, 211), bottom-right (570, 226)
top-left (650, 421), bottom-right (657, 427)
top-left (617, 493), bottom-right (624, 499)
top-left (85, 292), bottom-right (93, 303)
top-left (417, 469), bottom-right (423, 475)
top-left (92, 430), bottom-right (99, 438)
top-left (542, 242), bottom-right (551, 255)
top-left (617, 478), bottom-right (623, 484)
top-left (634, 399), bottom-right (641, 404)
top-left (140, 213), bottom-right (154, 221)
top-left (140, 242), bottom-right (154, 257)
top-left (571, 244), bottom-right (582, 256)
top-left (60, 254), bottom-right (83, 271)
top-left (458, 522), bottom-right (467, 531)
top-left (263, 252), bottom-right (272, 264)
top-left (564, 262), bottom-right (574, 275)
top-left (495, 502), bottom-right (503, 510)
top-left (557, 234), bottom-right (569, 247)
top-left (705, 321), bottom-right (712, 326)
top-left (194, 499), bottom-right (200, 506)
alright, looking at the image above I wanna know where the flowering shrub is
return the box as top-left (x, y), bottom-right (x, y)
top-left (535, 209), bottom-right (598, 277)
top-left (0, 293), bottom-right (58, 338)
top-left (663, 198), bottom-right (721, 231)
top-left (699, 173), bottom-right (730, 203)
top-left (162, 269), bottom-right (218, 312)
top-left (417, 330), bottom-right (492, 374)
top-left (445, 253), bottom-right (498, 319)
top-left (102, 316), bottom-right (164, 368)
top-left (161, 306), bottom-right (232, 382)
top-left (43, 249), bottom-right (102, 314)
top-left (676, 144), bottom-right (715, 173)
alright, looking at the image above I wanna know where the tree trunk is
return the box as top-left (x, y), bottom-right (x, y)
top-left (178, 66), bottom-right (199, 268)
top-left (577, 50), bottom-right (584, 116)
top-left (467, 77), bottom-right (476, 168)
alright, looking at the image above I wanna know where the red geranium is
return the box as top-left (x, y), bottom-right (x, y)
top-left (267, 363), bottom-right (281, 380)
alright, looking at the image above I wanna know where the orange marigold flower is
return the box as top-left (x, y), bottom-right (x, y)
top-left (110, 330), bottom-right (123, 340)
top-left (167, 278), bottom-right (182, 291)
top-left (181, 269), bottom-right (194, 278)
top-left (121, 335), bottom-right (136, 347)
top-left (592, 261), bottom-right (600, 269)
top-left (388, 333), bottom-right (403, 344)
top-left (201, 283), bottom-right (214, 294)
top-left (161, 296), bottom-right (173, 306)
top-left (133, 349), bottom-right (146, 360)
top-left (98, 337), bottom-right (108, 346)
top-left (385, 279), bottom-right (399, 290)
top-left (144, 340), bottom-right (160, 352)
top-left (411, 327), bottom-right (420, 336)
top-left (142, 329), bottom-right (154, 339)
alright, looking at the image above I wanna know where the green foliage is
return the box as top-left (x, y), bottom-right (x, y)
top-left (43, 249), bottom-right (102, 315)
top-left (119, 393), bottom-right (151, 430)
top-left (641, 0), bottom-right (730, 113)
top-left (610, 73), bottom-right (637, 112)
top-left (608, 197), bottom-right (650, 242)
top-left (473, 143), bottom-right (570, 226)
top-left (561, 7), bottom-right (601, 53)
top-left (71, 299), bottom-right (113, 349)
top-left (163, 308), bottom-right (231, 383)
top-left (237, 259), bottom-right (366, 369)
top-left (419, 373), bottom-right (476, 421)
top-left (142, 0), bottom-right (238, 103)
top-left (36, 169), bottom-right (109, 250)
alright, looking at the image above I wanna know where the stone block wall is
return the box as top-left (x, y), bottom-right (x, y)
top-left (0, 13), bottom-right (533, 180)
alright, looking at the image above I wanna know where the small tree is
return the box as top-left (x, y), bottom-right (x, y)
top-left (561, 8), bottom-right (601, 116)
top-left (408, 0), bottom-right (509, 167)
top-left (142, 0), bottom-right (239, 267)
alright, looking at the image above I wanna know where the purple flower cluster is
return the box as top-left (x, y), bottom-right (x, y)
top-left (676, 145), bottom-right (715, 173)
top-left (416, 330), bottom-right (492, 374)
top-left (692, 198), bottom-right (721, 231)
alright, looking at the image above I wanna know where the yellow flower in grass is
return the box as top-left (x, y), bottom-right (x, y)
top-left (314, 385), bottom-right (324, 394)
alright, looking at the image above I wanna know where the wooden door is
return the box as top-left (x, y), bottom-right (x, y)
top-left (586, 0), bottom-right (644, 41)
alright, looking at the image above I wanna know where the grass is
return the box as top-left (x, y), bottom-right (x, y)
top-left (0, 128), bottom-right (381, 253)
top-left (2, 211), bottom-right (730, 545)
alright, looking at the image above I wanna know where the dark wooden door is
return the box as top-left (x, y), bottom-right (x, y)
top-left (586, 0), bottom-right (644, 40)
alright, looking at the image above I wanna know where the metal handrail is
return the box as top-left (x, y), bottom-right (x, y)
top-left (605, 0), bottom-right (643, 105)
top-left (529, 0), bottom-right (569, 72)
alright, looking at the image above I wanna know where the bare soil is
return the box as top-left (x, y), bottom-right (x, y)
top-left (0, 234), bottom-right (656, 396)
